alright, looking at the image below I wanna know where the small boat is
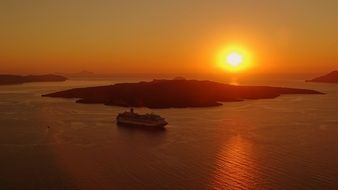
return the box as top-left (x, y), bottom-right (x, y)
top-left (116, 109), bottom-right (168, 128)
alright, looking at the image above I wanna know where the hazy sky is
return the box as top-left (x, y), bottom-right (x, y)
top-left (1, 0), bottom-right (338, 74)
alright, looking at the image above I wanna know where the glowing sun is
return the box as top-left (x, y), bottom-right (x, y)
top-left (216, 46), bottom-right (252, 72)
top-left (227, 52), bottom-right (243, 67)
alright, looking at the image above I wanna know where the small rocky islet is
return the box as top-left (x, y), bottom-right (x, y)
top-left (307, 71), bottom-right (338, 83)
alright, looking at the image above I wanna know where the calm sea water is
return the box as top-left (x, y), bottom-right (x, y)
top-left (0, 77), bottom-right (338, 190)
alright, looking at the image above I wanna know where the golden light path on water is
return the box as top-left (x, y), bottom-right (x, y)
top-left (210, 115), bottom-right (260, 190)
top-left (210, 135), bottom-right (260, 189)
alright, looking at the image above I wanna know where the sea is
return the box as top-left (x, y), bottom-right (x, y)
top-left (0, 75), bottom-right (337, 190)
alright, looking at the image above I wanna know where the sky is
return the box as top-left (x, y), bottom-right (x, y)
top-left (1, 0), bottom-right (338, 75)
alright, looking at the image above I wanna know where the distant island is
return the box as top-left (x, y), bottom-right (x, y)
top-left (54, 71), bottom-right (96, 78)
top-left (0, 74), bottom-right (67, 85)
top-left (307, 71), bottom-right (338, 83)
top-left (43, 79), bottom-right (323, 108)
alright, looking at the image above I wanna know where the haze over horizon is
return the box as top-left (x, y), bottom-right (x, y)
top-left (1, 0), bottom-right (338, 75)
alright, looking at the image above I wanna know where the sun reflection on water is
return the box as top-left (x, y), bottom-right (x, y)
top-left (210, 135), bottom-right (260, 189)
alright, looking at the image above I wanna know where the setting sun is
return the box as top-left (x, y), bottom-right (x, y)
top-left (216, 46), bottom-right (252, 73)
top-left (227, 52), bottom-right (243, 67)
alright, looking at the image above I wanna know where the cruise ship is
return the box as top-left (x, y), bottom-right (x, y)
top-left (116, 109), bottom-right (168, 128)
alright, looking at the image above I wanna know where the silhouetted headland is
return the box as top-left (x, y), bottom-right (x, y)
top-left (307, 71), bottom-right (338, 83)
top-left (43, 79), bottom-right (323, 108)
top-left (0, 74), bottom-right (67, 85)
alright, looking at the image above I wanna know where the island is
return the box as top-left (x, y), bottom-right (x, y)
top-left (306, 71), bottom-right (338, 83)
top-left (0, 74), bottom-right (67, 85)
top-left (43, 79), bottom-right (323, 109)
top-left (54, 71), bottom-right (96, 78)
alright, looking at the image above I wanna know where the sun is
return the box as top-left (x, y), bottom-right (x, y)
top-left (227, 52), bottom-right (243, 67)
top-left (216, 46), bottom-right (252, 73)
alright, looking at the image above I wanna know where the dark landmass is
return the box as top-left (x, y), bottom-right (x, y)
top-left (54, 71), bottom-right (96, 78)
top-left (307, 71), bottom-right (338, 83)
top-left (43, 79), bottom-right (323, 108)
top-left (0, 74), bottom-right (67, 85)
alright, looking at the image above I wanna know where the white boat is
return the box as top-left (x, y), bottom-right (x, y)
top-left (116, 109), bottom-right (168, 128)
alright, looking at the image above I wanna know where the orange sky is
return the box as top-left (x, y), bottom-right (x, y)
top-left (1, 0), bottom-right (337, 75)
